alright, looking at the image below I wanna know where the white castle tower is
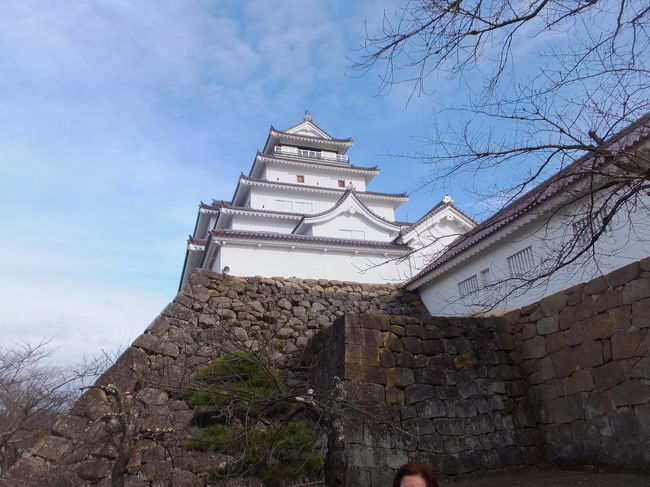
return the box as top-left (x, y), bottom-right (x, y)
top-left (180, 113), bottom-right (475, 286)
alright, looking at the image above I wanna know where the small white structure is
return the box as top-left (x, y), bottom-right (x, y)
top-left (406, 115), bottom-right (650, 316)
top-left (179, 114), bottom-right (474, 286)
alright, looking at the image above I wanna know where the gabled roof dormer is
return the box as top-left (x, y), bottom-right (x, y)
top-left (263, 111), bottom-right (353, 155)
top-left (283, 111), bottom-right (333, 139)
top-left (293, 190), bottom-right (401, 240)
top-left (400, 195), bottom-right (476, 246)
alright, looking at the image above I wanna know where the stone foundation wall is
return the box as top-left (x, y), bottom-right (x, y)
top-left (2, 260), bottom-right (649, 486)
top-left (0, 270), bottom-right (427, 487)
top-left (504, 258), bottom-right (650, 467)
top-left (304, 314), bottom-right (541, 485)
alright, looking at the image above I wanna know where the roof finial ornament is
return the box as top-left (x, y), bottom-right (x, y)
top-left (442, 194), bottom-right (453, 204)
top-left (304, 110), bottom-right (312, 122)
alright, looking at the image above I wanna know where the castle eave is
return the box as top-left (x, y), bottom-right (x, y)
top-left (210, 229), bottom-right (411, 253)
top-left (238, 175), bottom-right (408, 202)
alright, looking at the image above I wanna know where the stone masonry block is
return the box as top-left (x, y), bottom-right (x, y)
top-left (586, 314), bottom-right (616, 340)
top-left (401, 336), bottom-right (422, 354)
top-left (416, 398), bottom-right (447, 418)
top-left (384, 332), bottom-right (404, 352)
top-left (539, 357), bottom-right (556, 381)
top-left (565, 323), bottom-right (587, 346)
top-left (349, 313), bottom-right (391, 331)
top-left (558, 306), bottom-right (577, 331)
top-left (596, 290), bottom-right (624, 313)
top-left (133, 334), bottom-right (179, 358)
top-left (631, 357), bottom-right (650, 379)
top-left (608, 305), bottom-right (632, 330)
top-left (379, 348), bottom-right (396, 368)
top-left (537, 317), bottom-right (559, 335)
top-left (347, 327), bottom-right (383, 347)
top-left (522, 323), bottom-right (537, 339)
top-left (576, 340), bottom-right (604, 368)
top-left (386, 367), bottom-right (415, 388)
top-left (346, 381), bottom-right (385, 403)
top-left (404, 384), bottom-right (436, 404)
top-left (345, 364), bottom-right (386, 384)
top-left (566, 369), bottom-right (594, 394)
top-left (30, 436), bottom-right (71, 463)
top-left (385, 386), bottom-right (404, 405)
top-left (607, 380), bottom-right (650, 407)
top-left (540, 292), bottom-right (568, 317)
top-left (522, 336), bottom-right (546, 359)
top-left (421, 339), bottom-right (444, 355)
top-left (545, 332), bottom-right (567, 353)
top-left (592, 361), bottom-right (626, 392)
top-left (550, 395), bottom-right (584, 423)
top-left (634, 404), bottom-right (650, 434)
top-left (632, 298), bottom-right (650, 328)
top-left (624, 278), bottom-right (650, 304)
top-left (551, 348), bottom-right (578, 378)
top-left (396, 351), bottom-right (417, 368)
top-left (611, 330), bottom-right (643, 359)
top-left (584, 275), bottom-right (609, 295)
top-left (575, 300), bottom-right (597, 321)
top-left (606, 261), bottom-right (640, 287)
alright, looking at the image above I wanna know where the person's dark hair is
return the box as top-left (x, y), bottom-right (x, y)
top-left (392, 462), bottom-right (439, 487)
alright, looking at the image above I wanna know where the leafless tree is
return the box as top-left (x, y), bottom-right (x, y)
top-left (355, 0), bottom-right (650, 307)
top-left (0, 341), bottom-right (102, 474)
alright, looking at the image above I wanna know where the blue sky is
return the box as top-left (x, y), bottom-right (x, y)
top-left (0, 0), bottom-right (491, 365)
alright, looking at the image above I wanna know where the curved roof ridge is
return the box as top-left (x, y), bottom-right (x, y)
top-left (270, 125), bottom-right (352, 143)
top-left (210, 228), bottom-right (410, 251)
top-left (291, 189), bottom-right (400, 233)
top-left (408, 200), bottom-right (477, 231)
top-left (239, 174), bottom-right (408, 199)
top-left (255, 151), bottom-right (379, 172)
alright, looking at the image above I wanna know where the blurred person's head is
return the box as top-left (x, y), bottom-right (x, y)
top-left (392, 462), bottom-right (439, 487)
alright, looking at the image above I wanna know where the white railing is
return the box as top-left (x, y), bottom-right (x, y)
top-left (274, 146), bottom-right (349, 163)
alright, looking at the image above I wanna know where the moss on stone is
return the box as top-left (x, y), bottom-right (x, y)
top-left (184, 351), bottom-right (322, 484)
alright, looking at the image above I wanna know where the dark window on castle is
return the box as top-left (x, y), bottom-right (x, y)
top-left (338, 180), bottom-right (345, 188)
top-left (297, 175), bottom-right (305, 183)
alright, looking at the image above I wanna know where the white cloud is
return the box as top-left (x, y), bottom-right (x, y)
top-left (0, 274), bottom-right (167, 366)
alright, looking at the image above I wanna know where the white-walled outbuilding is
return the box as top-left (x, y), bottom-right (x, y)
top-left (406, 115), bottom-right (650, 315)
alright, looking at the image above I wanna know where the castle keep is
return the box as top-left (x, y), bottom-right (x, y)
top-left (180, 113), bottom-right (473, 287)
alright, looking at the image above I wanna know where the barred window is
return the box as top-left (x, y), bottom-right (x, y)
top-left (458, 274), bottom-right (479, 297)
top-left (507, 246), bottom-right (534, 276)
top-left (572, 212), bottom-right (608, 247)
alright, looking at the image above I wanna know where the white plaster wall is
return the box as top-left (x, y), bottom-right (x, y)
top-left (362, 199), bottom-right (398, 220)
top-left (416, 192), bottom-right (650, 316)
top-left (309, 213), bottom-right (398, 241)
top-left (229, 214), bottom-right (298, 233)
top-left (249, 187), bottom-right (339, 213)
top-left (265, 165), bottom-right (368, 191)
top-left (212, 244), bottom-right (408, 284)
top-left (248, 186), bottom-right (399, 221)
